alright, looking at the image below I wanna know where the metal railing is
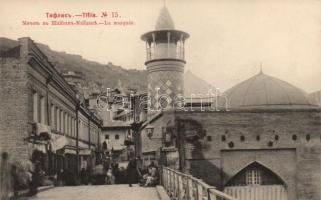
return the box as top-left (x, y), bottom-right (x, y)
top-left (161, 167), bottom-right (238, 200)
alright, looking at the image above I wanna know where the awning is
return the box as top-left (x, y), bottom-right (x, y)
top-left (64, 148), bottom-right (77, 155)
top-left (79, 149), bottom-right (91, 156)
top-left (79, 141), bottom-right (90, 149)
top-left (34, 123), bottom-right (51, 139)
top-left (49, 134), bottom-right (67, 153)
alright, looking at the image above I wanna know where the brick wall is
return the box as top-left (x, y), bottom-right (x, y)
top-left (0, 58), bottom-right (30, 162)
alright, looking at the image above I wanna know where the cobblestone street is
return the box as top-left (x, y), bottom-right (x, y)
top-left (21, 185), bottom-right (160, 200)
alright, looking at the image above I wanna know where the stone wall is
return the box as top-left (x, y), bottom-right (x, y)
top-left (0, 58), bottom-right (30, 161)
top-left (175, 109), bottom-right (321, 200)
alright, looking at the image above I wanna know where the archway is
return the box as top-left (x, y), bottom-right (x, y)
top-left (224, 162), bottom-right (288, 200)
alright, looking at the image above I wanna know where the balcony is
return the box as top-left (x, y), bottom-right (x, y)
top-left (146, 42), bottom-right (185, 62)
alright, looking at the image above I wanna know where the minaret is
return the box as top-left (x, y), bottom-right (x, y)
top-left (141, 6), bottom-right (189, 112)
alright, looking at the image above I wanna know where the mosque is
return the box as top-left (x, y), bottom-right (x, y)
top-left (138, 6), bottom-right (321, 200)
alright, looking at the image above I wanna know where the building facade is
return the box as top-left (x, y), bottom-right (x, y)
top-left (0, 37), bottom-right (102, 180)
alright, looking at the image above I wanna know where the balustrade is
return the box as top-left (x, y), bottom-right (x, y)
top-left (161, 167), bottom-right (238, 200)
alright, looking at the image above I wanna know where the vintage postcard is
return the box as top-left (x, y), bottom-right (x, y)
top-left (0, 0), bottom-right (320, 200)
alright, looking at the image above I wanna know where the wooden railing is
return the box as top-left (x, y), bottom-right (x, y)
top-left (161, 167), bottom-right (238, 200)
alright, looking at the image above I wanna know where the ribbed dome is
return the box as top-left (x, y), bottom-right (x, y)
top-left (223, 72), bottom-right (314, 109)
top-left (155, 6), bottom-right (175, 30)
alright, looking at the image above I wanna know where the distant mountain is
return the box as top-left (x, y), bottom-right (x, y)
top-left (36, 43), bottom-right (147, 93)
top-left (184, 70), bottom-right (217, 98)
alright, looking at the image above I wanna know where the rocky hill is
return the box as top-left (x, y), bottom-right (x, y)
top-left (36, 43), bottom-right (148, 93)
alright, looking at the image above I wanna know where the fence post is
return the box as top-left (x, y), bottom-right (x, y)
top-left (160, 167), bottom-right (236, 200)
top-left (197, 182), bottom-right (202, 200)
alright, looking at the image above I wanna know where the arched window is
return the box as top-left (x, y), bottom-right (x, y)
top-left (226, 162), bottom-right (284, 186)
top-left (115, 134), bottom-right (119, 140)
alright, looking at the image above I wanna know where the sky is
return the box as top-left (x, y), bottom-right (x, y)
top-left (0, 0), bottom-right (320, 92)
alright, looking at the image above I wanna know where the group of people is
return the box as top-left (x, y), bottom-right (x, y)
top-left (84, 156), bottom-right (160, 187)
top-left (126, 157), bottom-right (159, 187)
top-left (0, 152), bottom-right (41, 200)
top-left (1, 152), bottom-right (160, 200)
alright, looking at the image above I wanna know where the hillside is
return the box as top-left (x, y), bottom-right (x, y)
top-left (1, 37), bottom-right (216, 95)
top-left (184, 70), bottom-right (217, 98)
top-left (36, 43), bottom-right (147, 92)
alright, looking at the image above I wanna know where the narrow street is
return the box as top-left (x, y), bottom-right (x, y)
top-left (20, 185), bottom-right (160, 200)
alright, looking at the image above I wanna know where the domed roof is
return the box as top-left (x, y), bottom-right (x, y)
top-left (223, 71), bottom-right (315, 109)
top-left (155, 6), bottom-right (175, 30)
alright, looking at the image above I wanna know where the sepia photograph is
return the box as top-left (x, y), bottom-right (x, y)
top-left (0, 0), bottom-right (320, 200)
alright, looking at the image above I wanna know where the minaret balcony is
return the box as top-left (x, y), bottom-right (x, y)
top-left (142, 29), bottom-right (189, 64)
top-left (146, 43), bottom-right (185, 62)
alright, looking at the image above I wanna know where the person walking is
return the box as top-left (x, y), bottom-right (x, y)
top-left (11, 164), bottom-right (19, 199)
top-left (80, 168), bottom-right (88, 185)
top-left (28, 161), bottom-right (40, 196)
top-left (0, 152), bottom-right (12, 200)
top-left (126, 157), bottom-right (139, 187)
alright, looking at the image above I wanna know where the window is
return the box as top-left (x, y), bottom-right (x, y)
top-left (74, 119), bottom-right (77, 137)
top-left (256, 135), bottom-right (260, 141)
top-left (226, 162), bottom-right (284, 187)
top-left (115, 134), bottom-right (119, 140)
top-left (32, 91), bottom-right (38, 122)
top-left (105, 135), bottom-right (109, 140)
top-left (246, 169), bottom-right (261, 185)
top-left (228, 141), bottom-right (234, 148)
top-left (51, 104), bottom-right (55, 129)
top-left (207, 136), bottom-right (212, 141)
top-left (67, 115), bottom-right (70, 135)
top-left (79, 121), bottom-right (83, 139)
top-left (70, 117), bottom-right (73, 137)
top-left (60, 110), bottom-right (64, 133)
top-left (64, 113), bottom-right (67, 135)
top-left (56, 108), bottom-right (59, 131)
top-left (40, 96), bottom-right (45, 124)
top-left (306, 134), bottom-right (311, 141)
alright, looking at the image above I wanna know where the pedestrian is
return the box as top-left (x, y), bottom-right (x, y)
top-left (106, 168), bottom-right (114, 184)
top-left (57, 169), bottom-right (64, 186)
top-left (28, 161), bottom-right (40, 196)
top-left (11, 164), bottom-right (19, 198)
top-left (126, 157), bottom-right (139, 187)
top-left (0, 152), bottom-right (12, 200)
top-left (112, 163), bottom-right (120, 184)
top-left (80, 168), bottom-right (87, 185)
top-left (64, 168), bottom-right (76, 186)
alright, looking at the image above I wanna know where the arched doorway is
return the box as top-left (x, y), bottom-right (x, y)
top-left (224, 162), bottom-right (288, 200)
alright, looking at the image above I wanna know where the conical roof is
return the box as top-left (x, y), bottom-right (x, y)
top-left (155, 6), bottom-right (175, 30)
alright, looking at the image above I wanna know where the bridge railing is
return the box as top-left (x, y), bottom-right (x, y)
top-left (161, 167), bottom-right (238, 200)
